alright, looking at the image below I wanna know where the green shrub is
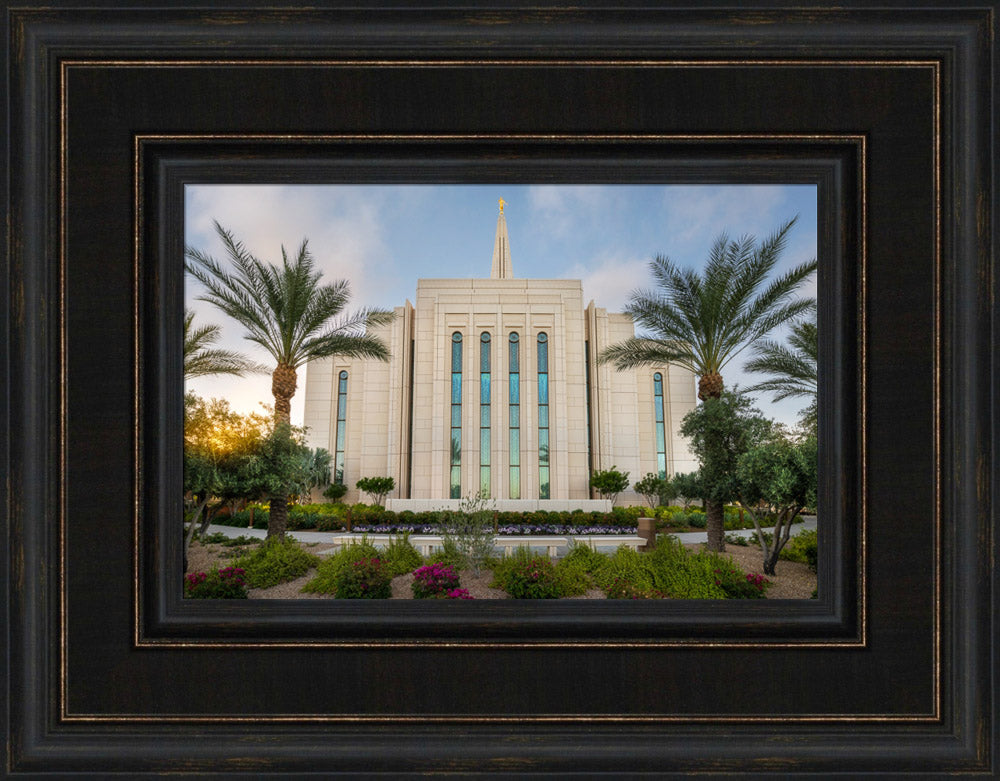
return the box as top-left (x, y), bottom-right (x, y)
top-left (722, 507), bottom-right (757, 530)
top-left (561, 540), bottom-right (609, 571)
top-left (323, 482), bottom-right (348, 502)
top-left (334, 557), bottom-right (392, 598)
top-left (781, 529), bottom-right (818, 572)
top-left (551, 542), bottom-right (609, 596)
top-left (220, 503), bottom-right (270, 529)
top-left (724, 532), bottom-right (750, 547)
top-left (184, 566), bottom-right (248, 599)
top-left (424, 537), bottom-right (468, 570)
top-left (221, 535), bottom-right (261, 547)
top-left (490, 547), bottom-right (563, 599)
top-left (231, 538), bottom-right (321, 589)
top-left (604, 577), bottom-right (668, 599)
top-left (301, 539), bottom-right (380, 594)
top-left (591, 546), bottom-right (656, 595)
top-left (687, 513), bottom-right (707, 528)
top-left (553, 557), bottom-right (592, 597)
top-left (381, 533), bottom-right (424, 577)
top-left (644, 538), bottom-right (730, 599)
top-left (316, 514), bottom-right (347, 531)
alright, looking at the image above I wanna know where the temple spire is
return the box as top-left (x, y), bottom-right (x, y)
top-left (490, 199), bottom-right (513, 279)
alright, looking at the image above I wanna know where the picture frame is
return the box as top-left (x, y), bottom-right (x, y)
top-left (4, 2), bottom-right (996, 776)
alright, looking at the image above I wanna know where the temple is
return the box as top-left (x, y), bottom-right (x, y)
top-left (302, 203), bottom-right (697, 509)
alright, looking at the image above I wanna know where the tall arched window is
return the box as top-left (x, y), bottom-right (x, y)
top-left (537, 332), bottom-right (550, 499)
top-left (653, 372), bottom-right (666, 479)
top-left (508, 332), bottom-right (520, 499)
top-left (450, 332), bottom-right (463, 499)
top-left (479, 332), bottom-right (491, 497)
top-left (334, 371), bottom-right (348, 484)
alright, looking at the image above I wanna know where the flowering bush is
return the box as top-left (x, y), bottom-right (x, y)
top-left (301, 539), bottom-right (380, 594)
top-left (494, 524), bottom-right (636, 536)
top-left (411, 563), bottom-right (462, 598)
top-left (184, 566), bottom-right (248, 599)
top-left (712, 565), bottom-right (770, 599)
top-left (445, 588), bottom-right (473, 600)
top-left (349, 522), bottom-right (638, 536)
top-left (334, 557), bottom-right (392, 599)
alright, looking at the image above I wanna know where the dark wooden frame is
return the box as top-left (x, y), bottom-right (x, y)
top-left (4, 2), bottom-right (996, 777)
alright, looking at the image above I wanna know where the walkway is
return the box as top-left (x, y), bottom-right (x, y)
top-left (203, 515), bottom-right (817, 556)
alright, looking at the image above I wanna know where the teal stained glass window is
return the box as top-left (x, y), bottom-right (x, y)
top-left (450, 333), bottom-right (463, 498)
top-left (479, 333), bottom-right (491, 497)
top-left (508, 332), bottom-right (520, 498)
top-left (537, 332), bottom-right (550, 499)
top-left (334, 371), bottom-right (348, 484)
top-left (654, 372), bottom-right (666, 479)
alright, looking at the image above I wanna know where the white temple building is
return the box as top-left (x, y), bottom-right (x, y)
top-left (302, 201), bottom-right (697, 509)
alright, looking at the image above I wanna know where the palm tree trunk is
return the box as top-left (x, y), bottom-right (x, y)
top-left (268, 365), bottom-right (298, 542)
top-left (698, 372), bottom-right (726, 552)
top-left (705, 498), bottom-right (725, 552)
top-left (268, 492), bottom-right (288, 540)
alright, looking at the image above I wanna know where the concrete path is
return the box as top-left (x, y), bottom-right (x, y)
top-left (204, 515), bottom-right (817, 554)
top-left (668, 515), bottom-right (816, 544)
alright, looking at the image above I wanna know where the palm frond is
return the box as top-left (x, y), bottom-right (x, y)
top-left (597, 337), bottom-right (697, 373)
top-left (742, 318), bottom-right (818, 402)
top-left (185, 223), bottom-right (393, 385)
top-left (182, 308), bottom-right (267, 379)
top-left (603, 216), bottom-right (814, 385)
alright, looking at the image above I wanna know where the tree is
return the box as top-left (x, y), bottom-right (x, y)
top-left (634, 473), bottom-right (670, 508)
top-left (744, 316), bottom-right (818, 432)
top-left (590, 466), bottom-right (630, 505)
top-left (599, 217), bottom-right (816, 551)
top-left (735, 433), bottom-right (818, 575)
top-left (183, 394), bottom-right (271, 554)
top-left (679, 389), bottom-right (773, 547)
top-left (669, 472), bottom-right (703, 510)
top-left (323, 482), bottom-right (348, 502)
top-left (356, 476), bottom-right (395, 507)
top-left (441, 493), bottom-right (497, 577)
top-left (255, 423), bottom-right (321, 506)
top-left (183, 308), bottom-right (265, 379)
top-left (185, 221), bottom-right (395, 540)
top-left (287, 447), bottom-right (333, 503)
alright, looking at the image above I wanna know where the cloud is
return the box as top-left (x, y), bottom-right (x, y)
top-left (184, 185), bottom-right (399, 426)
top-left (660, 185), bottom-right (792, 260)
top-left (562, 254), bottom-right (650, 313)
top-left (185, 185), bottom-right (394, 309)
top-left (525, 185), bottom-right (616, 240)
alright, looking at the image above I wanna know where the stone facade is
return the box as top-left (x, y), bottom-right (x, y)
top-left (302, 207), bottom-right (697, 506)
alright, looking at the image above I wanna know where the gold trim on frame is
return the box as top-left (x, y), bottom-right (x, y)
top-left (55, 58), bottom-right (942, 726)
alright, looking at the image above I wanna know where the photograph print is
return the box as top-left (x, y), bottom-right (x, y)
top-left (182, 184), bottom-right (820, 601)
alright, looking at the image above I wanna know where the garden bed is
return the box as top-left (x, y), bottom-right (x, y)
top-left (185, 538), bottom-right (816, 600)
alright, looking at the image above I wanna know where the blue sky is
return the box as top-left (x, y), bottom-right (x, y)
top-left (185, 184), bottom-right (818, 427)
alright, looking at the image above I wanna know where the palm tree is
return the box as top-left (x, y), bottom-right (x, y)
top-left (744, 318), bottom-right (818, 431)
top-left (185, 221), bottom-right (395, 539)
top-left (183, 308), bottom-right (267, 380)
top-left (599, 216), bottom-right (816, 551)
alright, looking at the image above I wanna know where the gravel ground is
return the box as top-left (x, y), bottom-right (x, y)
top-left (185, 540), bottom-right (816, 600)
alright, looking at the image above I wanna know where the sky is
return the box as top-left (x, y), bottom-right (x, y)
top-left (184, 184), bottom-right (818, 428)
